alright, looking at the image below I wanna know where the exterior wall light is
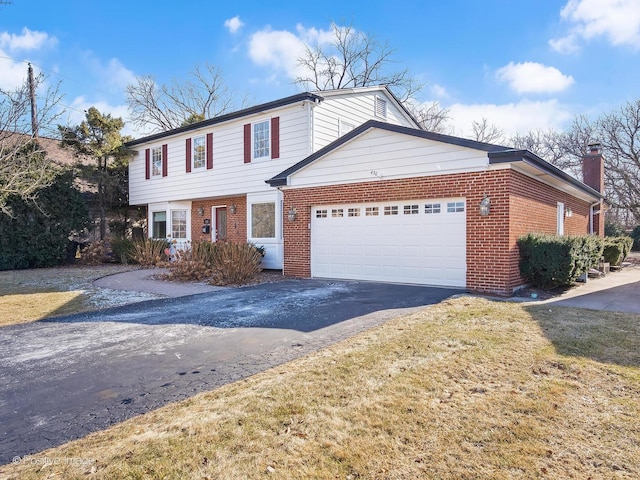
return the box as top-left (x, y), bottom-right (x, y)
top-left (230, 203), bottom-right (237, 214)
top-left (197, 207), bottom-right (205, 216)
top-left (288, 207), bottom-right (297, 222)
top-left (565, 208), bottom-right (573, 218)
top-left (479, 195), bottom-right (491, 216)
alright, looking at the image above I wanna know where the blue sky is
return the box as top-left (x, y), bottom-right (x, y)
top-left (1, 0), bottom-right (639, 139)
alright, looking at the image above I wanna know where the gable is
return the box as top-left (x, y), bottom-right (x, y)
top-left (284, 127), bottom-right (490, 188)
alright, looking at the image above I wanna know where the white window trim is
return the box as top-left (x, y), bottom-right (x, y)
top-left (339, 118), bottom-right (355, 136)
top-left (557, 202), bottom-right (565, 235)
top-left (192, 135), bottom-right (206, 170)
top-left (151, 146), bottom-right (162, 177)
top-left (252, 119), bottom-right (271, 161)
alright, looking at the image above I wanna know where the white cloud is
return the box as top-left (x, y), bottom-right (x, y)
top-left (447, 99), bottom-right (574, 138)
top-left (84, 54), bottom-right (136, 90)
top-left (247, 23), bottom-right (336, 81)
top-left (550, 0), bottom-right (640, 52)
top-left (496, 62), bottom-right (575, 94)
top-left (429, 83), bottom-right (448, 98)
top-left (0, 27), bottom-right (57, 51)
top-left (224, 16), bottom-right (244, 34)
top-left (0, 50), bottom-right (29, 90)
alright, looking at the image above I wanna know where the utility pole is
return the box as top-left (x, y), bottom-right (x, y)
top-left (27, 63), bottom-right (38, 138)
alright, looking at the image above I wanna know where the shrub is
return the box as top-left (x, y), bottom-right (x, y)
top-left (79, 240), bottom-right (111, 265)
top-left (209, 241), bottom-right (263, 286)
top-left (602, 236), bottom-right (633, 266)
top-left (163, 240), bottom-right (217, 281)
top-left (131, 238), bottom-right (169, 266)
top-left (111, 237), bottom-right (135, 264)
top-left (605, 218), bottom-right (626, 237)
top-left (631, 225), bottom-right (640, 251)
top-left (518, 233), bottom-right (604, 289)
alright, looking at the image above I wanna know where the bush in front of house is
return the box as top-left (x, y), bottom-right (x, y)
top-left (78, 240), bottom-right (111, 265)
top-left (131, 238), bottom-right (169, 266)
top-left (209, 241), bottom-right (264, 286)
top-left (110, 237), bottom-right (135, 264)
top-left (163, 240), bottom-right (217, 282)
top-left (630, 225), bottom-right (640, 251)
top-left (518, 233), bottom-right (604, 289)
top-left (602, 236), bottom-right (633, 266)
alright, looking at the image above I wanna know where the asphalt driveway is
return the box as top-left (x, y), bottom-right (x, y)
top-left (0, 278), bottom-right (458, 465)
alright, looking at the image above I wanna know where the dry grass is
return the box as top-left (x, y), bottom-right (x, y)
top-left (0, 265), bottom-right (159, 326)
top-left (1, 297), bottom-right (639, 479)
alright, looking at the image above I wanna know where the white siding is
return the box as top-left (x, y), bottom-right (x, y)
top-left (129, 103), bottom-right (311, 205)
top-left (290, 128), bottom-right (489, 188)
top-left (312, 90), bottom-right (415, 152)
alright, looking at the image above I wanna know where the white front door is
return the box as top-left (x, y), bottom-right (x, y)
top-left (310, 199), bottom-right (466, 287)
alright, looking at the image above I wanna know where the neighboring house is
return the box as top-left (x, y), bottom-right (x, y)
top-left (126, 86), bottom-right (605, 295)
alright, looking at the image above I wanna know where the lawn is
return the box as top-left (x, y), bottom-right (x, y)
top-left (1, 297), bottom-right (638, 479)
top-left (0, 265), bottom-right (161, 326)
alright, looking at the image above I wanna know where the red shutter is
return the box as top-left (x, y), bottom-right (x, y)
top-left (271, 116), bottom-right (280, 159)
top-left (206, 133), bottom-right (213, 169)
top-left (185, 138), bottom-right (192, 173)
top-left (162, 144), bottom-right (168, 177)
top-left (145, 148), bottom-right (150, 179)
top-left (243, 123), bottom-right (251, 163)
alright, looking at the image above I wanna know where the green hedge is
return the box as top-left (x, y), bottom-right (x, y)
top-left (630, 226), bottom-right (640, 251)
top-left (518, 233), bottom-right (604, 289)
top-left (602, 236), bottom-right (633, 266)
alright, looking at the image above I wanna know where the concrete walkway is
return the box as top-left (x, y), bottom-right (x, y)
top-left (537, 265), bottom-right (640, 314)
top-left (93, 268), bottom-right (223, 297)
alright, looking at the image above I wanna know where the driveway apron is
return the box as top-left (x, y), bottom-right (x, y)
top-left (0, 279), bottom-right (458, 464)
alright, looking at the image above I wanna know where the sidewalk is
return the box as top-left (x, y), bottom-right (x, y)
top-left (539, 265), bottom-right (640, 314)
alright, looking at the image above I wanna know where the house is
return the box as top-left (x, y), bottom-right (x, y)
top-left (126, 86), bottom-right (605, 296)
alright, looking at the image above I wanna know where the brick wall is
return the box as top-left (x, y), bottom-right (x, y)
top-left (190, 196), bottom-right (247, 243)
top-left (282, 169), bottom-right (594, 295)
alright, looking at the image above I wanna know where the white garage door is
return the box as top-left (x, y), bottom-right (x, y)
top-left (311, 199), bottom-right (466, 287)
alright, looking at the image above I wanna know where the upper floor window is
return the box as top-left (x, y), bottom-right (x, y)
top-left (193, 136), bottom-right (206, 169)
top-left (253, 120), bottom-right (270, 159)
top-left (339, 119), bottom-right (355, 136)
top-left (375, 97), bottom-right (387, 119)
top-left (151, 147), bottom-right (162, 176)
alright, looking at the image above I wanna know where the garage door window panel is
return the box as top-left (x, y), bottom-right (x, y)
top-left (384, 206), bottom-right (398, 215)
top-left (425, 203), bottom-right (441, 214)
top-left (447, 202), bottom-right (465, 213)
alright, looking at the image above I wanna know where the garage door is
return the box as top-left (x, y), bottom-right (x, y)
top-left (311, 199), bottom-right (466, 287)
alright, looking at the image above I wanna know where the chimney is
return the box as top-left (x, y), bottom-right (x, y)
top-left (583, 143), bottom-right (604, 193)
top-left (583, 143), bottom-right (605, 237)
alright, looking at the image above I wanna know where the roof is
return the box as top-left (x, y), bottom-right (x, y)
top-left (266, 120), bottom-right (603, 201)
top-left (125, 92), bottom-right (323, 147)
top-left (124, 85), bottom-right (420, 148)
top-left (0, 132), bottom-right (79, 167)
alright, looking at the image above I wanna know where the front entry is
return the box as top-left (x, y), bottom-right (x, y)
top-left (214, 207), bottom-right (227, 241)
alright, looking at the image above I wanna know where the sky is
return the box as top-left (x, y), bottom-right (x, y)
top-left (1, 0), bottom-right (639, 140)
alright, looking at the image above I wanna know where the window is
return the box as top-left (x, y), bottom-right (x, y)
top-left (253, 120), bottom-right (270, 159)
top-left (447, 202), bottom-right (465, 213)
top-left (425, 203), bottom-right (441, 214)
top-left (151, 147), bottom-right (162, 176)
top-left (332, 208), bottom-right (344, 218)
top-left (193, 136), bottom-right (206, 169)
top-left (152, 211), bottom-right (166, 239)
top-left (557, 202), bottom-right (565, 235)
top-left (404, 204), bottom-right (419, 215)
top-left (171, 210), bottom-right (187, 239)
top-left (348, 208), bottom-right (360, 217)
top-left (251, 202), bottom-right (275, 238)
top-left (375, 97), bottom-right (387, 119)
top-left (316, 209), bottom-right (328, 218)
top-left (366, 207), bottom-right (379, 216)
top-left (339, 119), bottom-right (355, 136)
top-left (384, 205), bottom-right (398, 215)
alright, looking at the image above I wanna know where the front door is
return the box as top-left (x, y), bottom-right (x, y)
top-left (215, 207), bottom-right (227, 241)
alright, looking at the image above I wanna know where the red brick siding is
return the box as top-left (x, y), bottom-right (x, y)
top-left (190, 196), bottom-right (247, 243)
top-left (283, 169), bottom-right (594, 296)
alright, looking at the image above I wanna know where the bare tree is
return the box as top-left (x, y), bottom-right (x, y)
top-left (126, 63), bottom-right (240, 133)
top-left (408, 101), bottom-right (451, 133)
top-left (470, 118), bottom-right (504, 143)
top-left (294, 22), bottom-right (422, 104)
top-left (0, 73), bottom-right (64, 215)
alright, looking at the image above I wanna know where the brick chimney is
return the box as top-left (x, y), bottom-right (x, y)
top-left (583, 143), bottom-right (604, 236)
